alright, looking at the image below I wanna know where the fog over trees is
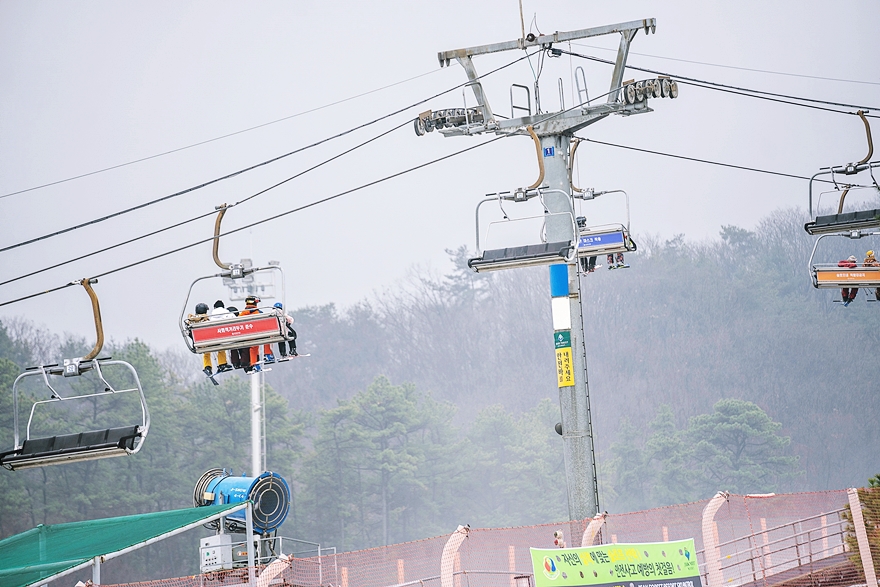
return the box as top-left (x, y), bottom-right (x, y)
top-left (1, 206), bottom-right (877, 580)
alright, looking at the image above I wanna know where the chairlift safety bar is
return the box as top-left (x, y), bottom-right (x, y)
top-left (474, 188), bottom-right (577, 254)
top-left (807, 161), bottom-right (880, 218)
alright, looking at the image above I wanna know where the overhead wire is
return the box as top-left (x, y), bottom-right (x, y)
top-left (0, 119), bottom-right (411, 288)
top-left (8, 75), bottom-right (869, 291)
top-left (0, 133), bottom-right (509, 308)
top-left (574, 136), bottom-right (824, 181)
top-left (571, 42), bottom-right (880, 87)
top-left (0, 68), bottom-right (443, 200)
top-left (0, 50), bottom-right (540, 255)
top-left (1, 59), bottom-right (629, 288)
top-left (558, 49), bottom-right (880, 115)
top-left (6, 47), bottom-right (876, 303)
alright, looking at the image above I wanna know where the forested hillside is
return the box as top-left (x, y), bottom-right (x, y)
top-left (274, 207), bottom-right (879, 493)
top-left (0, 206), bottom-right (877, 581)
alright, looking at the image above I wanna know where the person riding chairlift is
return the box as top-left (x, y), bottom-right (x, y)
top-left (240, 295), bottom-right (274, 371)
top-left (273, 302), bottom-right (298, 358)
top-left (186, 303), bottom-right (231, 376)
top-left (865, 250), bottom-right (880, 301)
top-left (839, 255), bottom-right (859, 307)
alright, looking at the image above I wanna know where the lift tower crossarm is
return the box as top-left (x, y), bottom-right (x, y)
top-left (436, 19), bottom-right (656, 66)
top-left (432, 19), bottom-right (656, 139)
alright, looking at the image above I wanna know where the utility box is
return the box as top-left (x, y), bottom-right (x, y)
top-left (200, 533), bottom-right (260, 572)
top-left (200, 534), bottom-right (234, 572)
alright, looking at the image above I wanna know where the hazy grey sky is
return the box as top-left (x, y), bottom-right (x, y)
top-left (1, 0), bottom-right (878, 353)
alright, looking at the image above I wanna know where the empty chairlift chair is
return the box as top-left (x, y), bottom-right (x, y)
top-left (467, 188), bottom-right (579, 273)
top-left (0, 279), bottom-right (150, 471)
top-left (0, 360), bottom-right (150, 470)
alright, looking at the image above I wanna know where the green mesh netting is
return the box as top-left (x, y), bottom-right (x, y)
top-left (0, 503), bottom-right (241, 587)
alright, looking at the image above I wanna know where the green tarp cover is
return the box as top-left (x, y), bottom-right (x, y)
top-left (0, 503), bottom-right (242, 587)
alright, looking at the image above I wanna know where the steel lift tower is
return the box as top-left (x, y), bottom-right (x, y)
top-left (418, 19), bottom-right (678, 521)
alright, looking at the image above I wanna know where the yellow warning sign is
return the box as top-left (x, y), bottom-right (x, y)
top-left (556, 347), bottom-right (574, 387)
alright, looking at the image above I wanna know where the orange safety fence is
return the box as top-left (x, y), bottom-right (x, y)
top-left (103, 488), bottom-right (880, 587)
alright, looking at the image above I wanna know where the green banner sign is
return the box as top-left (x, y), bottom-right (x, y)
top-left (554, 331), bottom-right (572, 349)
top-left (531, 539), bottom-right (701, 587)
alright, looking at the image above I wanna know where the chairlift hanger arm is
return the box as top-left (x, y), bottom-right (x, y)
top-left (526, 126), bottom-right (545, 190)
top-left (569, 139), bottom-right (583, 193)
top-left (213, 204), bottom-right (232, 270)
top-left (72, 278), bottom-right (104, 361)
top-left (835, 111), bottom-right (874, 214)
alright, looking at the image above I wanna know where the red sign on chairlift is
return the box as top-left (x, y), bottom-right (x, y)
top-left (191, 315), bottom-right (280, 344)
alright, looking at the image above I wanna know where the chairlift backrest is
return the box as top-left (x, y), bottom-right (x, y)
top-left (804, 208), bottom-right (880, 235)
top-left (0, 359), bottom-right (150, 471)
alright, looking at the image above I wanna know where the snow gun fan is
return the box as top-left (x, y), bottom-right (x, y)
top-left (193, 468), bottom-right (291, 533)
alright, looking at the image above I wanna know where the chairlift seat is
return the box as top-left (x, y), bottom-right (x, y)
top-left (189, 313), bottom-right (286, 354)
top-left (576, 226), bottom-right (636, 257)
top-left (811, 264), bottom-right (880, 288)
top-left (804, 209), bottom-right (880, 235)
top-left (0, 426), bottom-right (142, 470)
top-left (468, 241), bottom-right (573, 273)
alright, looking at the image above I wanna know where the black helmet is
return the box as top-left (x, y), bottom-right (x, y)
top-left (214, 300), bottom-right (225, 308)
top-left (195, 303), bottom-right (209, 314)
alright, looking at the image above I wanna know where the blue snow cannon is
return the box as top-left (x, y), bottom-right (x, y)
top-left (193, 468), bottom-right (290, 533)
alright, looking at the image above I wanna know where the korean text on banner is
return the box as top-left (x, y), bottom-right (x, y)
top-left (554, 331), bottom-right (574, 388)
top-left (531, 539), bottom-right (701, 587)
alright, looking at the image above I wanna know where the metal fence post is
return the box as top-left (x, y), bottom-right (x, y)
top-left (847, 488), bottom-right (878, 587)
top-left (702, 492), bottom-right (729, 587)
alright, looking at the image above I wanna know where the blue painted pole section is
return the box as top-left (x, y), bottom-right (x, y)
top-left (549, 264), bottom-right (569, 297)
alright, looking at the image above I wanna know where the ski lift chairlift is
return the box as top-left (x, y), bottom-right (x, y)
top-left (0, 279), bottom-right (150, 471)
top-left (180, 265), bottom-right (292, 355)
top-left (572, 188), bottom-right (637, 259)
top-left (467, 188), bottom-right (578, 273)
top-left (180, 204), bottom-right (295, 355)
top-left (807, 231), bottom-right (880, 289)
